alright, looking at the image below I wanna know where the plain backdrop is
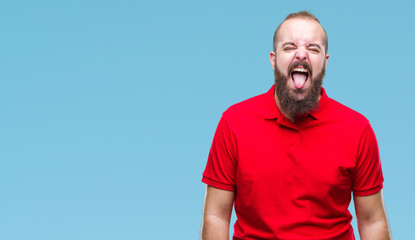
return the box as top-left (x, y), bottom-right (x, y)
top-left (1, 0), bottom-right (413, 239)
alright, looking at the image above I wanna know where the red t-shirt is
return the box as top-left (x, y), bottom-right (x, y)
top-left (202, 85), bottom-right (384, 240)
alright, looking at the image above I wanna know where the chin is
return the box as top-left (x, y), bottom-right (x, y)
top-left (289, 87), bottom-right (310, 101)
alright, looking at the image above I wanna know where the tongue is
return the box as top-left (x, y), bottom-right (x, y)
top-left (292, 72), bottom-right (307, 89)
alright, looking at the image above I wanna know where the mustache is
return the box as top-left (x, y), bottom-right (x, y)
top-left (288, 61), bottom-right (313, 77)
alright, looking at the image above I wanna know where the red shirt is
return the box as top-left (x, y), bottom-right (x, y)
top-left (202, 85), bottom-right (384, 240)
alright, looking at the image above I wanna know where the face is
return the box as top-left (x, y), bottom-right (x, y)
top-left (270, 18), bottom-right (329, 116)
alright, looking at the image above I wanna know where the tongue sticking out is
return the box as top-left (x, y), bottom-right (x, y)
top-left (292, 72), bottom-right (308, 89)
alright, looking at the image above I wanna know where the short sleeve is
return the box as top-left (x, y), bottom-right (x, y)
top-left (202, 115), bottom-right (237, 191)
top-left (352, 123), bottom-right (384, 196)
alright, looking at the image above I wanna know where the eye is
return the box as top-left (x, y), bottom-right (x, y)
top-left (284, 47), bottom-right (295, 51)
top-left (308, 48), bottom-right (320, 53)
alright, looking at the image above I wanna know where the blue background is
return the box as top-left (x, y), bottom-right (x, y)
top-left (1, 0), bottom-right (413, 239)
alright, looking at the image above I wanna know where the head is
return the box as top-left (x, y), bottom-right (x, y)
top-left (270, 11), bottom-right (329, 119)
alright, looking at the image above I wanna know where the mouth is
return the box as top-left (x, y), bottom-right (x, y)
top-left (290, 66), bottom-right (309, 90)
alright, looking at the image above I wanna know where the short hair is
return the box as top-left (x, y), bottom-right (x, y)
top-left (273, 11), bottom-right (328, 54)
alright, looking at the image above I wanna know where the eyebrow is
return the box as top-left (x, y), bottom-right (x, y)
top-left (307, 43), bottom-right (322, 50)
top-left (282, 42), bottom-right (296, 48)
top-left (281, 42), bottom-right (322, 50)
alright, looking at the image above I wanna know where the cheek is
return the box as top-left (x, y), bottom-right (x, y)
top-left (275, 62), bottom-right (288, 76)
top-left (276, 55), bottom-right (293, 70)
top-left (311, 57), bottom-right (326, 72)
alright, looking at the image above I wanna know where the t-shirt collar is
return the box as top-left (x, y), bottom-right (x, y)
top-left (264, 84), bottom-right (329, 120)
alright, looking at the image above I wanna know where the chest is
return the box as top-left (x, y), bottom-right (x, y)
top-left (234, 119), bottom-right (359, 198)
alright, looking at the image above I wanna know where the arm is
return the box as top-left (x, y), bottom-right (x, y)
top-left (354, 190), bottom-right (392, 240)
top-left (200, 185), bottom-right (235, 240)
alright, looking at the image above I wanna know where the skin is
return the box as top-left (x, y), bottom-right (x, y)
top-left (269, 18), bottom-right (329, 121)
top-left (200, 186), bottom-right (235, 240)
top-left (201, 17), bottom-right (392, 240)
top-left (354, 191), bottom-right (392, 239)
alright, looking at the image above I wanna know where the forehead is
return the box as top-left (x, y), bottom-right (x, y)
top-left (278, 18), bottom-right (325, 46)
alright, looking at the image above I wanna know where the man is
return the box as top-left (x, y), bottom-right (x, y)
top-left (201, 11), bottom-right (392, 240)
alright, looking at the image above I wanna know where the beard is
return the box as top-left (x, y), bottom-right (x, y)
top-left (274, 62), bottom-right (325, 118)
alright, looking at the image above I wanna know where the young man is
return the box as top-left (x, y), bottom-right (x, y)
top-left (201, 11), bottom-right (392, 240)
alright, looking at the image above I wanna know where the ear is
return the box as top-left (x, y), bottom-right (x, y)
top-left (270, 51), bottom-right (276, 70)
top-left (324, 53), bottom-right (329, 68)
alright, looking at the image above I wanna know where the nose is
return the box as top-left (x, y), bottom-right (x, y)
top-left (295, 48), bottom-right (307, 62)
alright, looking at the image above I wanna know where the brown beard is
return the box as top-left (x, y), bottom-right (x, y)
top-left (274, 62), bottom-right (326, 119)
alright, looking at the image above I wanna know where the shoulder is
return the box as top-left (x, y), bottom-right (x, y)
top-left (222, 91), bottom-right (267, 121)
top-left (326, 97), bottom-right (370, 128)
